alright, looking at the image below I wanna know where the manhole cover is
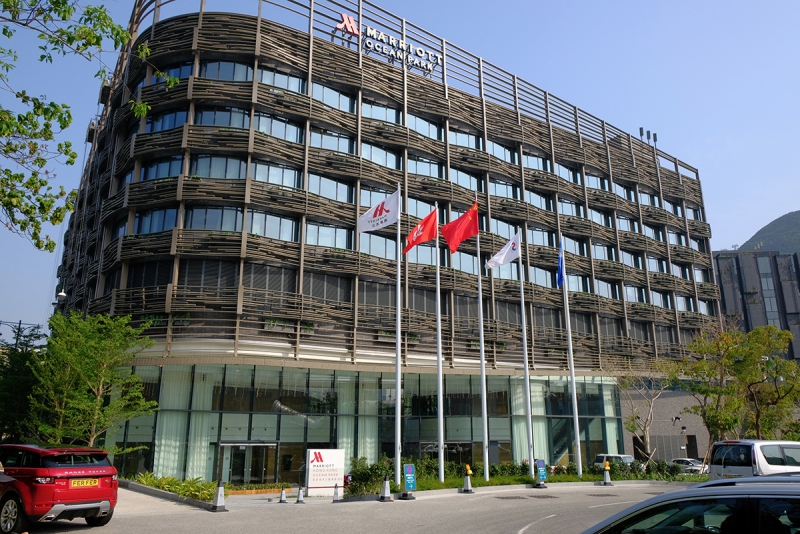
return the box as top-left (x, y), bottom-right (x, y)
top-left (586, 494), bottom-right (618, 498)
top-left (529, 495), bottom-right (558, 499)
top-left (496, 496), bottom-right (527, 500)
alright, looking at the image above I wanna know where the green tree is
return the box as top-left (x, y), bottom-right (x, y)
top-left (28, 312), bottom-right (157, 448)
top-left (0, 1), bottom-right (128, 251)
top-left (0, 322), bottom-right (44, 441)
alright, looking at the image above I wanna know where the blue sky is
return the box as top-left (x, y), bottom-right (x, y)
top-left (1, 0), bottom-right (798, 332)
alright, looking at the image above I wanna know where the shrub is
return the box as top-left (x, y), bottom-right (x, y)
top-left (133, 472), bottom-right (223, 502)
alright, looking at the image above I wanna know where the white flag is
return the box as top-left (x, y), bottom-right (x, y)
top-left (357, 189), bottom-right (400, 233)
top-left (486, 232), bottom-right (521, 269)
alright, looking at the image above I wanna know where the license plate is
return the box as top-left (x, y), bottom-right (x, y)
top-left (71, 478), bottom-right (99, 488)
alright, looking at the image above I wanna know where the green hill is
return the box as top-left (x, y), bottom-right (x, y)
top-left (740, 210), bottom-right (800, 255)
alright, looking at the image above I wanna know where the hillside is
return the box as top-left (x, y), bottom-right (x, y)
top-left (739, 210), bottom-right (800, 255)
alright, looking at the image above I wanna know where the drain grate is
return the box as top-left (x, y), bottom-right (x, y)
top-left (586, 494), bottom-right (619, 498)
top-left (529, 495), bottom-right (558, 499)
top-left (496, 496), bottom-right (527, 500)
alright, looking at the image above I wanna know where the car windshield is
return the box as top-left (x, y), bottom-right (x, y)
top-left (43, 454), bottom-right (110, 467)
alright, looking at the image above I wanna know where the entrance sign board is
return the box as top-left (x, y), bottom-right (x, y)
top-left (306, 448), bottom-right (345, 497)
top-left (403, 464), bottom-right (417, 491)
top-left (536, 459), bottom-right (547, 482)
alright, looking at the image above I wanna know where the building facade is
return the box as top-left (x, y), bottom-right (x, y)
top-left (56, 0), bottom-right (719, 483)
top-left (714, 250), bottom-right (800, 359)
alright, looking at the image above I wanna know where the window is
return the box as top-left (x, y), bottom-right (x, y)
top-left (559, 198), bottom-right (584, 218)
top-left (589, 208), bottom-right (612, 227)
top-left (362, 142), bottom-right (402, 170)
top-left (691, 238), bottom-right (706, 253)
top-left (247, 210), bottom-right (298, 242)
top-left (128, 259), bottom-right (173, 288)
top-left (112, 217), bottom-right (127, 239)
top-left (493, 261), bottom-right (519, 281)
top-left (668, 231), bottom-right (687, 246)
top-left (522, 153), bottom-right (550, 172)
top-left (362, 100), bottom-right (401, 124)
top-left (360, 233), bottom-right (396, 260)
top-left (563, 236), bottom-right (587, 257)
top-left (698, 300), bottom-right (714, 315)
top-left (200, 61), bottom-right (253, 81)
top-left (617, 216), bottom-right (639, 233)
top-left (254, 112), bottom-right (304, 143)
top-left (308, 174), bottom-right (353, 203)
top-left (407, 197), bottom-right (435, 219)
top-left (676, 295), bottom-right (695, 312)
top-left (647, 256), bottom-right (668, 273)
top-left (450, 168), bottom-right (482, 192)
top-left (103, 269), bottom-right (120, 295)
top-left (640, 190), bottom-right (660, 207)
top-left (449, 129), bottom-right (482, 150)
top-left (243, 264), bottom-right (296, 294)
top-left (629, 320), bottom-right (650, 341)
top-left (258, 67), bottom-right (306, 93)
top-left (451, 251), bottom-right (479, 275)
top-left (306, 223), bottom-right (353, 249)
top-left (190, 155), bottom-right (247, 179)
top-left (195, 106), bottom-right (250, 129)
top-left (567, 274), bottom-right (590, 293)
top-left (490, 219), bottom-right (516, 240)
top-left (310, 127), bottom-right (355, 154)
top-left (408, 156), bottom-right (444, 178)
top-left (554, 163), bottom-right (581, 185)
top-left (585, 174), bottom-right (609, 191)
top-left (686, 207), bottom-right (703, 221)
top-left (312, 83), bottom-right (355, 113)
top-left (146, 109), bottom-right (188, 133)
top-left (530, 267), bottom-right (555, 288)
top-left (450, 207), bottom-right (486, 231)
top-left (141, 156), bottom-right (183, 181)
top-left (622, 250), bottom-right (642, 269)
top-left (406, 243), bottom-right (435, 266)
top-left (595, 279), bottom-right (618, 299)
top-left (672, 263), bottom-right (690, 279)
top-left (410, 287), bottom-right (440, 314)
top-left (600, 317), bottom-right (623, 337)
top-left (303, 272), bottom-right (352, 302)
top-left (644, 225), bottom-right (664, 242)
top-left (360, 187), bottom-right (391, 209)
top-left (185, 207), bottom-right (243, 231)
top-left (651, 290), bottom-right (672, 309)
top-left (179, 259), bottom-right (240, 288)
top-left (614, 183), bottom-right (635, 202)
top-left (694, 267), bottom-right (710, 283)
top-left (407, 114), bottom-right (443, 140)
top-left (664, 199), bottom-right (683, 217)
top-left (251, 161), bottom-right (301, 188)
top-left (134, 208), bottom-right (177, 235)
top-left (489, 179), bottom-right (519, 200)
top-left (359, 280), bottom-right (396, 307)
top-left (528, 227), bottom-right (555, 247)
top-left (624, 285), bottom-right (646, 303)
top-left (570, 312), bottom-right (594, 333)
top-left (152, 62), bottom-right (193, 84)
top-left (487, 140), bottom-right (517, 164)
top-left (592, 243), bottom-right (616, 262)
top-left (525, 189), bottom-right (552, 211)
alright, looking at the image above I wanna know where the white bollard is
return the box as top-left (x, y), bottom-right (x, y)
top-left (333, 482), bottom-right (340, 503)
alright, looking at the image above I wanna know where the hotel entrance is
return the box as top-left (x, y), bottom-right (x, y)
top-left (219, 442), bottom-right (278, 484)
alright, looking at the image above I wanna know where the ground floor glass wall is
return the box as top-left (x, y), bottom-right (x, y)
top-left (108, 364), bottom-right (623, 482)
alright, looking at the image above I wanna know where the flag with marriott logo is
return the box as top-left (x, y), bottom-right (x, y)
top-left (357, 189), bottom-right (400, 233)
top-left (486, 232), bottom-right (520, 269)
top-left (441, 202), bottom-right (479, 254)
top-left (402, 208), bottom-right (437, 254)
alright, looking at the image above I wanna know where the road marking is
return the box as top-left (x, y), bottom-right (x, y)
top-left (588, 500), bottom-right (642, 509)
top-left (517, 514), bottom-right (556, 533)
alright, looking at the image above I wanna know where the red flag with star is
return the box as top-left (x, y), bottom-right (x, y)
top-left (402, 208), bottom-right (438, 254)
top-left (441, 202), bottom-right (479, 254)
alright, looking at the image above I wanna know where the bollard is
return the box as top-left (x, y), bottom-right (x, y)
top-left (602, 461), bottom-right (614, 486)
top-left (461, 464), bottom-right (474, 494)
top-left (210, 479), bottom-right (228, 512)
top-left (295, 485), bottom-right (305, 504)
top-left (279, 487), bottom-right (288, 503)
top-left (333, 482), bottom-right (340, 503)
top-left (378, 475), bottom-right (393, 502)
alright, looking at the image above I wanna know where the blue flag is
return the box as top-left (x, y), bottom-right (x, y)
top-left (557, 238), bottom-right (565, 288)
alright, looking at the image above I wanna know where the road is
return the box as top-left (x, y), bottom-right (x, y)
top-left (27, 481), bottom-right (693, 534)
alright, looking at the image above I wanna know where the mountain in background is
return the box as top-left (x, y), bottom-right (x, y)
top-left (738, 210), bottom-right (800, 255)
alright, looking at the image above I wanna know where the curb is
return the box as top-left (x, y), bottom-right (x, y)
top-left (119, 480), bottom-right (216, 511)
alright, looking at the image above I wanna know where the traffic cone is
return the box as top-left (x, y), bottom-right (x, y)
top-left (378, 475), bottom-right (393, 502)
top-left (603, 461), bottom-right (614, 486)
top-left (461, 464), bottom-right (474, 494)
top-left (333, 482), bottom-right (340, 503)
top-left (295, 485), bottom-right (305, 504)
top-left (210, 479), bottom-right (227, 512)
top-left (279, 487), bottom-right (288, 503)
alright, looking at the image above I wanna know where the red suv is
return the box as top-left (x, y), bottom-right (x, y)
top-left (0, 445), bottom-right (118, 533)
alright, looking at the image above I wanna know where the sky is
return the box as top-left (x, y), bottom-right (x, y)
top-left (1, 0), bottom-right (798, 332)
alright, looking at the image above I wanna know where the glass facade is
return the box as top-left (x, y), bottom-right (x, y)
top-left (108, 365), bottom-right (622, 482)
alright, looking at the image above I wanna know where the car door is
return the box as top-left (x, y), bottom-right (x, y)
top-left (755, 496), bottom-right (799, 533)
top-left (597, 497), bottom-right (753, 534)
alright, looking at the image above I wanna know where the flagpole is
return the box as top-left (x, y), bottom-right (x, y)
top-left (394, 183), bottom-right (402, 487)
top-left (476, 220), bottom-right (489, 481)
top-left (517, 229), bottom-right (534, 477)
top-left (434, 202), bottom-right (445, 483)
top-left (559, 233), bottom-right (583, 477)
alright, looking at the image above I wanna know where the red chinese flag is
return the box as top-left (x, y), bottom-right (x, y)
top-left (441, 202), bottom-right (479, 254)
top-left (402, 208), bottom-right (438, 255)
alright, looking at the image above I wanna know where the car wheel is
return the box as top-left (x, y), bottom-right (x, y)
top-left (0, 495), bottom-right (28, 534)
top-left (85, 509), bottom-right (114, 527)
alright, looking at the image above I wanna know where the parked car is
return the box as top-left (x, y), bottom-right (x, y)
top-left (669, 457), bottom-right (709, 474)
top-left (0, 444), bottom-right (118, 533)
top-left (593, 454), bottom-right (635, 468)
top-left (708, 440), bottom-right (800, 480)
top-left (582, 476), bottom-right (800, 533)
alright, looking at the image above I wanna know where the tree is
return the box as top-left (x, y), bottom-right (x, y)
top-left (0, 1), bottom-right (128, 251)
top-left (28, 312), bottom-right (157, 448)
top-left (0, 322), bottom-right (44, 441)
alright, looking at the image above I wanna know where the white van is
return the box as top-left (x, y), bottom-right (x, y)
top-left (708, 440), bottom-right (800, 480)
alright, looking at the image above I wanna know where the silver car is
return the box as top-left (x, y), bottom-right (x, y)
top-left (670, 457), bottom-right (709, 474)
top-left (582, 477), bottom-right (800, 533)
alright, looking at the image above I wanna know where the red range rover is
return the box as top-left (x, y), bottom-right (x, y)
top-left (0, 445), bottom-right (118, 533)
